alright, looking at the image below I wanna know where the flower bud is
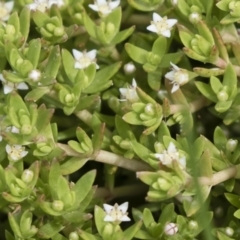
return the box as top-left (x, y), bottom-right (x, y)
top-left (21, 124), bottom-right (32, 135)
top-left (120, 140), bottom-right (131, 149)
top-left (189, 12), bottom-right (202, 24)
top-left (5, 24), bottom-right (15, 35)
top-left (21, 169), bottom-right (34, 183)
top-left (106, 22), bottom-right (115, 34)
top-left (39, 145), bottom-right (52, 154)
top-left (123, 62), bottom-right (136, 74)
top-left (164, 223), bottom-right (178, 235)
top-left (54, 27), bottom-right (64, 37)
top-left (46, 23), bottom-right (55, 32)
top-left (157, 178), bottom-right (171, 191)
top-left (69, 232), bottom-right (79, 240)
top-left (102, 223), bottom-right (113, 238)
top-left (217, 90), bottom-right (229, 101)
top-left (65, 93), bottom-right (75, 103)
top-left (188, 220), bottom-right (198, 230)
top-left (226, 139), bottom-right (238, 152)
top-left (28, 70), bottom-right (41, 82)
top-left (145, 103), bottom-right (155, 116)
top-left (225, 227), bottom-right (234, 237)
top-left (51, 200), bottom-right (64, 211)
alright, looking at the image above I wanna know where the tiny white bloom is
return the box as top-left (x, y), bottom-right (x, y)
top-left (164, 222), bottom-right (178, 235)
top-left (5, 126), bottom-right (20, 133)
top-left (0, 74), bottom-right (28, 94)
top-left (28, 0), bottom-right (64, 12)
top-left (6, 144), bottom-right (28, 162)
top-left (155, 142), bottom-right (186, 169)
top-left (119, 78), bottom-right (139, 103)
top-left (0, 1), bottom-right (14, 22)
top-left (225, 227), bottom-right (234, 237)
top-left (123, 62), bottom-right (136, 75)
top-left (147, 13), bottom-right (177, 37)
top-left (103, 202), bottom-right (131, 223)
top-left (72, 49), bottom-right (99, 70)
top-left (171, 0), bottom-right (178, 5)
top-left (28, 69), bottom-right (41, 82)
top-left (165, 62), bottom-right (189, 93)
top-left (189, 12), bottom-right (201, 24)
top-left (89, 0), bottom-right (120, 16)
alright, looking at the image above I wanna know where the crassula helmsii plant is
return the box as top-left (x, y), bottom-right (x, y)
top-left (1, 0), bottom-right (240, 239)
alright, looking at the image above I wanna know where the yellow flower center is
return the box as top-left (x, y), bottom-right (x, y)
top-left (79, 55), bottom-right (92, 68)
top-left (153, 17), bottom-right (169, 33)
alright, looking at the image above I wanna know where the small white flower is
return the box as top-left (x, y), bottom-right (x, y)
top-left (5, 126), bottom-right (20, 133)
top-left (123, 62), bottom-right (136, 75)
top-left (164, 223), bottom-right (178, 235)
top-left (0, 1), bottom-right (14, 22)
top-left (28, 69), bottom-right (41, 82)
top-left (165, 62), bottom-right (189, 93)
top-left (225, 227), bottom-right (234, 237)
top-left (28, 0), bottom-right (64, 12)
top-left (103, 202), bottom-right (131, 223)
top-left (89, 0), bottom-right (120, 16)
top-left (72, 49), bottom-right (99, 70)
top-left (155, 142), bottom-right (186, 169)
top-left (147, 13), bottom-right (177, 38)
top-left (6, 144), bottom-right (28, 162)
top-left (0, 74), bottom-right (28, 94)
top-left (119, 78), bottom-right (139, 103)
top-left (189, 12), bottom-right (201, 24)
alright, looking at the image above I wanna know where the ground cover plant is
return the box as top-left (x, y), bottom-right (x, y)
top-left (1, 0), bottom-right (240, 239)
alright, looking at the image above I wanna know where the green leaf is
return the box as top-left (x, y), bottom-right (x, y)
top-left (152, 37), bottom-right (167, 59)
top-left (94, 206), bottom-right (106, 236)
top-left (123, 221), bottom-right (142, 240)
top-left (143, 208), bottom-right (155, 228)
top-left (26, 39), bottom-right (41, 69)
top-left (214, 126), bottom-right (227, 150)
top-left (37, 221), bottom-right (65, 239)
top-left (72, 170), bottom-right (96, 204)
top-left (82, 12), bottom-right (97, 39)
top-left (115, 115), bottom-right (132, 139)
top-left (127, 0), bottom-right (164, 11)
top-left (61, 49), bottom-right (78, 83)
top-left (111, 26), bottom-right (135, 45)
top-left (159, 52), bottom-right (183, 68)
top-left (8, 12), bottom-right (20, 34)
top-left (32, 10), bottom-right (50, 28)
top-left (45, 46), bottom-right (61, 78)
top-left (25, 88), bottom-right (50, 102)
top-left (158, 203), bottom-right (177, 225)
top-left (57, 177), bottom-right (72, 207)
top-left (122, 112), bottom-right (142, 125)
top-left (125, 43), bottom-right (148, 64)
top-left (8, 212), bottom-right (22, 237)
top-left (20, 7), bottom-right (30, 42)
top-left (199, 150), bottom-right (212, 177)
top-left (215, 101), bottom-right (232, 113)
top-left (147, 71), bottom-right (161, 91)
top-left (197, 21), bottom-right (214, 45)
top-left (225, 193), bottom-right (240, 208)
top-left (210, 76), bottom-right (222, 94)
top-left (49, 161), bottom-right (61, 200)
top-left (223, 64), bottom-right (237, 99)
top-left (61, 157), bottom-right (88, 175)
top-left (195, 81), bottom-right (217, 102)
top-left (178, 25), bottom-right (194, 48)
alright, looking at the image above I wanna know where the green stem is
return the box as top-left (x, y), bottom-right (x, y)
top-left (170, 96), bottom-right (210, 114)
top-left (198, 166), bottom-right (237, 186)
top-left (214, 57), bottom-right (240, 76)
top-left (57, 143), bottom-right (153, 171)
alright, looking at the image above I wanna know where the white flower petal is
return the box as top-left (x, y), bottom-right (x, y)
top-left (6, 144), bottom-right (11, 154)
top-left (165, 71), bottom-right (175, 81)
top-left (118, 202), bottom-right (128, 213)
top-left (104, 215), bottom-right (114, 222)
top-left (109, 0), bottom-right (120, 9)
top-left (153, 12), bottom-right (162, 22)
top-left (97, 0), bottom-right (108, 5)
top-left (170, 62), bottom-right (179, 71)
top-left (171, 83), bottom-right (179, 93)
top-left (0, 136), bottom-right (2, 142)
top-left (168, 142), bottom-right (177, 154)
top-left (21, 151), bottom-right (29, 158)
top-left (5, 1), bottom-right (14, 11)
top-left (86, 49), bottom-right (97, 60)
top-left (161, 30), bottom-right (171, 38)
top-left (74, 62), bottom-right (84, 69)
top-left (17, 82), bottom-right (29, 90)
top-left (3, 85), bottom-right (14, 94)
top-left (0, 74), bottom-right (6, 83)
top-left (72, 49), bottom-right (83, 60)
top-left (132, 78), bottom-right (137, 88)
top-left (146, 24), bottom-right (158, 33)
top-left (89, 4), bottom-right (99, 11)
top-left (103, 203), bottom-right (114, 213)
top-left (119, 88), bottom-right (127, 96)
top-left (28, 3), bottom-right (38, 10)
top-left (167, 19), bottom-right (178, 27)
top-left (120, 215), bottom-right (131, 222)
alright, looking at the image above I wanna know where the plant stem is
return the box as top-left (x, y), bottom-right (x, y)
top-left (170, 96), bottom-right (210, 114)
top-left (198, 166), bottom-right (237, 186)
top-left (214, 57), bottom-right (240, 76)
top-left (57, 143), bottom-right (153, 171)
top-left (95, 150), bottom-right (153, 171)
